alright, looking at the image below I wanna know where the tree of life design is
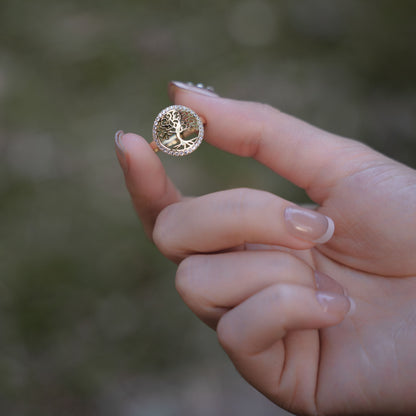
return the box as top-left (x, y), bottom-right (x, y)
top-left (157, 108), bottom-right (199, 151)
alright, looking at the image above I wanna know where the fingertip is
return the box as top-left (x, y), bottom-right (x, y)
top-left (168, 80), bottom-right (219, 102)
top-left (114, 130), bottom-right (125, 152)
top-left (314, 216), bottom-right (335, 244)
top-left (316, 291), bottom-right (351, 320)
top-left (114, 130), bottom-right (127, 171)
top-left (168, 81), bottom-right (221, 128)
top-left (120, 132), bottom-right (151, 152)
top-left (121, 133), bottom-right (169, 197)
top-left (284, 206), bottom-right (335, 245)
top-left (117, 132), bottom-right (159, 175)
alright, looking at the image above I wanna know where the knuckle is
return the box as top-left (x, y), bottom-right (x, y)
top-left (238, 188), bottom-right (279, 227)
top-left (176, 256), bottom-right (212, 316)
top-left (152, 204), bottom-right (176, 255)
top-left (253, 103), bottom-right (277, 156)
top-left (229, 187), bottom-right (269, 216)
top-left (270, 283), bottom-right (293, 302)
top-left (261, 194), bottom-right (282, 218)
top-left (217, 313), bottom-right (233, 352)
top-left (175, 256), bottom-right (200, 301)
top-left (229, 187), bottom-right (252, 219)
top-left (225, 188), bottom-right (282, 241)
top-left (216, 313), bottom-right (237, 353)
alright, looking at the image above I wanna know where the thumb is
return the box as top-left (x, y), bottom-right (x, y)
top-left (169, 81), bottom-right (384, 204)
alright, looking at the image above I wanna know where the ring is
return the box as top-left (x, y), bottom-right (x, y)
top-left (151, 105), bottom-right (205, 156)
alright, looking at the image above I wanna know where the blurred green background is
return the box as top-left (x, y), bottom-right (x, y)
top-left (0, 0), bottom-right (415, 415)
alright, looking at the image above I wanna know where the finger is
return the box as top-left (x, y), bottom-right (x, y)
top-left (169, 81), bottom-right (384, 203)
top-left (153, 188), bottom-right (334, 262)
top-left (216, 284), bottom-right (350, 410)
top-left (115, 131), bottom-right (182, 238)
top-left (176, 250), bottom-right (315, 328)
top-left (218, 284), bottom-right (350, 354)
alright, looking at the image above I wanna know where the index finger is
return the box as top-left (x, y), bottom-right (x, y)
top-left (115, 131), bottom-right (182, 239)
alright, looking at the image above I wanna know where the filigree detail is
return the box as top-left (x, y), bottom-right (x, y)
top-left (153, 106), bottom-right (203, 156)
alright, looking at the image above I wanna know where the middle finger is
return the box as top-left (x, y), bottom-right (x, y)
top-left (153, 188), bottom-right (334, 262)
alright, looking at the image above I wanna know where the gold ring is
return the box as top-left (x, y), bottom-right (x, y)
top-left (151, 105), bottom-right (205, 156)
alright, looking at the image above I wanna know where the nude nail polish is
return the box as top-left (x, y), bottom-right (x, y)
top-left (316, 291), bottom-right (351, 315)
top-left (169, 81), bottom-right (218, 97)
top-left (284, 206), bottom-right (335, 244)
top-left (114, 130), bottom-right (127, 171)
top-left (314, 271), bottom-right (345, 294)
top-left (115, 130), bottom-right (124, 152)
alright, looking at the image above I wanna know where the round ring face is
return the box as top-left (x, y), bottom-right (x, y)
top-left (152, 105), bottom-right (204, 156)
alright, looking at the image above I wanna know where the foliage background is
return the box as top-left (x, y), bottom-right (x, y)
top-left (0, 0), bottom-right (415, 415)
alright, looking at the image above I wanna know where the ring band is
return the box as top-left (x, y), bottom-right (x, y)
top-left (151, 105), bottom-right (205, 156)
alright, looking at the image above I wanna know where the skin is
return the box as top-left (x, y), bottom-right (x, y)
top-left (115, 84), bottom-right (416, 416)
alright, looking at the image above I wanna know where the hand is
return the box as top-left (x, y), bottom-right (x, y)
top-left (115, 82), bottom-right (416, 415)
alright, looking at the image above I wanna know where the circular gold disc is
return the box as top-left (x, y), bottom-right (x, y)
top-left (152, 105), bottom-right (204, 156)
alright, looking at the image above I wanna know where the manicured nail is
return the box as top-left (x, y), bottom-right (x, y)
top-left (169, 81), bottom-right (218, 98)
top-left (114, 130), bottom-right (127, 171)
top-left (316, 291), bottom-right (351, 315)
top-left (314, 271), bottom-right (345, 294)
top-left (284, 206), bottom-right (335, 244)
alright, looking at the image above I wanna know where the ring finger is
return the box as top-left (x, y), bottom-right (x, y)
top-left (175, 250), bottom-right (316, 328)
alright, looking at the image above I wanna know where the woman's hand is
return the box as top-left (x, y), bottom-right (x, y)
top-left (115, 82), bottom-right (416, 415)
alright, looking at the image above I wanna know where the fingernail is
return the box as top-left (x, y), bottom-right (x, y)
top-left (284, 206), bottom-right (335, 244)
top-left (314, 271), bottom-right (345, 294)
top-left (169, 81), bottom-right (218, 98)
top-left (114, 130), bottom-right (127, 171)
top-left (316, 291), bottom-right (351, 315)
